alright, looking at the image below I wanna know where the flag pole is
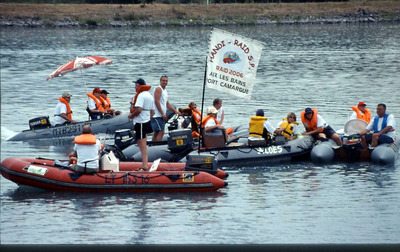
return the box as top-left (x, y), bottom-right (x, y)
top-left (198, 56), bottom-right (208, 153)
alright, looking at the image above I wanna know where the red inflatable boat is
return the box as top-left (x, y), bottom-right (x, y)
top-left (0, 157), bottom-right (228, 192)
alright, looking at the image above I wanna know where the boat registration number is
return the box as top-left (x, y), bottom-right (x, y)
top-left (26, 165), bottom-right (48, 176)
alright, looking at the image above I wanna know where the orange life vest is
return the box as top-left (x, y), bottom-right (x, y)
top-left (87, 93), bottom-right (105, 112)
top-left (73, 134), bottom-right (97, 145)
top-left (188, 106), bottom-right (202, 125)
top-left (100, 96), bottom-right (112, 110)
top-left (130, 85), bottom-right (151, 113)
top-left (351, 106), bottom-right (371, 123)
top-left (201, 115), bottom-right (219, 128)
top-left (300, 108), bottom-right (322, 133)
top-left (58, 97), bottom-right (72, 119)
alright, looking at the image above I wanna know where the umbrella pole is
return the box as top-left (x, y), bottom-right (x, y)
top-left (80, 69), bottom-right (88, 94)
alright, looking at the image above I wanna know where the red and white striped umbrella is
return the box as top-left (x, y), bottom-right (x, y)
top-left (46, 56), bottom-right (113, 80)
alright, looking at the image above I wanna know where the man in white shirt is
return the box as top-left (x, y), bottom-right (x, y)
top-left (53, 91), bottom-right (77, 126)
top-left (208, 98), bottom-right (224, 125)
top-left (151, 75), bottom-right (181, 142)
top-left (87, 87), bottom-right (104, 120)
top-left (129, 78), bottom-right (154, 171)
top-left (359, 103), bottom-right (396, 148)
top-left (70, 125), bottom-right (102, 174)
top-left (301, 107), bottom-right (342, 147)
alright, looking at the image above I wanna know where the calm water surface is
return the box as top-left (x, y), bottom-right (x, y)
top-left (1, 23), bottom-right (400, 244)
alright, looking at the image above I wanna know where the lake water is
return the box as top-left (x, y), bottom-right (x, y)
top-left (1, 23), bottom-right (399, 245)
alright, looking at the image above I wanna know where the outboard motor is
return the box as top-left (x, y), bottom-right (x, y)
top-left (114, 129), bottom-right (134, 150)
top-left (168, 118), bottom-right (179, 131)
top-left (29, 116), bottom-right (51, 130)
top-left (342, 133), bottom-right (363, 162)
top-left (185, 153), bottom-right (218, 173)
top-left (167, 129), bottom-right (193, 153)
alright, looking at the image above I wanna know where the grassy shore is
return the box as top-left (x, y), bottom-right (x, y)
top-left (1, 2), bottom-right (400, 27)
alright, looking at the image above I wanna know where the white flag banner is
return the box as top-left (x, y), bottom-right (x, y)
top-left (206, 28), bottom-right (264, 99)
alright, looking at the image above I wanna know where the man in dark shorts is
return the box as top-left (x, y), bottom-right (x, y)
top-left (128, 78), bottom-right (154, 171)
top-left (301, 107), bottom-right (342, 147)
top-left (359, 103), bottom-right (396, 149)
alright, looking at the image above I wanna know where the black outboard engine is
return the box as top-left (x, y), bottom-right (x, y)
top-left (168, 118), bottom-right (179, 131)
top-left (29, 116), bottom-right (51, 130)
top-left (185, 153), bottom-right (218, 173)
top-left (342, 133), bottom-right (363, 162)
top-left (167, 129), bottom-right (193, 153)
top-left (114, 129), bottom-right (135, 150)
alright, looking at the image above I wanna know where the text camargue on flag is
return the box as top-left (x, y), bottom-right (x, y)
top-left (206, 28), bottom-right (264, 99)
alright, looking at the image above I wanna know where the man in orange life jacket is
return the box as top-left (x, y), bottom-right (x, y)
top-left (69, 125), bottom-right (102, 174)
top-left (359, 103), bottom-right (396, 148)
top-left (100, 89), bottom-right (119, 117)
top-left (87, 87), bottom-right (105, 120)
top-left (53, 91), bottom-right (77, 126)
top-left (201, 107), bottom-right (232, 141)
top-left (301, 107), bottom-right (342, 147)
top-left (349, 101), bottom-right (371, 123)
top-left (129, 78), bottom-right (154, 171)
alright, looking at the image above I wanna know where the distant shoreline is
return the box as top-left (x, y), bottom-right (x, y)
top-left (1, 2), bottom-right (400, 27)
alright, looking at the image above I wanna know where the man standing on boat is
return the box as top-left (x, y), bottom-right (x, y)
top-left (301, 107), bottom-right (342, 147)
top-left (151, 75), bottom-right (181, 142)
top-left (129, 78), bottom-right (154, 171)
top-left (359, 103), bottom-right (396, 148)
top-left (70, 125), bottom-right (102, 174)
top-left (349, 101), bottom-right (371, 123)
top-left (53, 91), bottom-right (77, 126)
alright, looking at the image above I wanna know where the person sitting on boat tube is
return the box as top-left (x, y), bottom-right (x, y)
top-left (186, 102), bottom-right (202, 138)
top-left (349, 101), bottom-right (371, 123)
top-left (249, 109), bottom-right (282, 142)
top-left (53, 91), bottom-right (77, 126)
top-left (275, 112), bottom-right (300, 141)
top-left (69, 125), bottom-right (102, 174)
top-left (99, 89), bottom-right (121, 118)
top-left (301, 107), bottom-right (342, 147)
top-left (201, 107), bottom-right (234, 141)
top-left (359, 103), bottom-right (396, 149)
top-left (87, 87), bottom-right (105, 120)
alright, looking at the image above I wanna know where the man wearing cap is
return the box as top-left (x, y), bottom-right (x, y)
top-left (350, 102), bottom-right (371, 123)
top-left (53, 91), bottom-right (77, 126)
top-left (151, 75), bottom-right (181, 142)
top-left (201, 107), bottom-right (238, 142)
top-left (249, 109), bottom-right (283, 140)
top-left (359, 103), bottom-right (396, 148)
top-left (87, 87), bottom-right (105, 120)
top-left (301, 107), bottom-right (342, 147)
top-left (129, 78), bottom-right (154, 171)
top-left (202, 107), bottom-right (225, 133)
top-left (100, 89), bottom-right (117, 117)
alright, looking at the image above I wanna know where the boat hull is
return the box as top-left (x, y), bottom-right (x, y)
top-left (311, 138), bottom-right (399, 165)
top-left (8, 114), bottom-right (134, 141)
top-left (123, 136), bottom-right (315, 167)
top-left (0, 157), bottom-right (227, 192)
